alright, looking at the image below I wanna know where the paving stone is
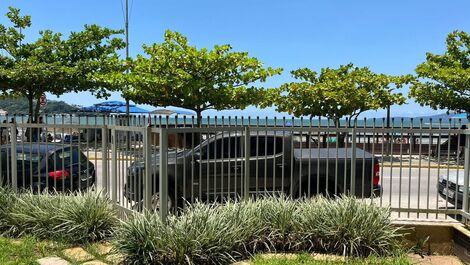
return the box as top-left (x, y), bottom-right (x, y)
top-left (10, 239), bottom-right (22, 246)
top-left (311, 253), bottom-right (345, 262)
top-left (95, 243), bottom-right (113, 255)
top-left (82, 260), bottom-right (108, 265)
top-left (37, 257), bottom-right (70, 265)
top-left (408, 254), bottom-right (464, 265)
top-left (63, 247), bottom-right (94, 262)
top-left (106, 253), bottom-right (125, 264)
top-left (259, 253), bottom-right (298, 260)
top-left (232, 261), bottom-right (251, 265)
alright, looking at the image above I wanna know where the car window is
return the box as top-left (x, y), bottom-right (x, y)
top-left (250, 136), bottom-right (283, 157)
top-left (201, 136), bottom-right (241, 160)
top-left (16, 152), bottom-right (42, 163)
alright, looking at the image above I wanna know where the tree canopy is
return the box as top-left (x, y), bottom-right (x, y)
top-left (0, 7), bottom-right (125, 121)
top-left (271, 64), bottom-right (411, 126)
top-left (409, 31), bottom-right (470, 115)
top-left (97, 30), bottom-right (282, 124)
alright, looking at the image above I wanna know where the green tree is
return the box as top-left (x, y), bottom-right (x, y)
top-left (272, 64), bottom-right (410, 127)
top-left (0, 7), bottom-right (125, 122)
top-left (409, 31), bottom-right (470, 116)
top-left (98, 30), bottom-right (282, 125)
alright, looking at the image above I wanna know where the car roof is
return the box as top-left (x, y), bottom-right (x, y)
top-left (1, 143), bottom-right (73, 154)
top-left (200, 131), bottom-right (291, 146)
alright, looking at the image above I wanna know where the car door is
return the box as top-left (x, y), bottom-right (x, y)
top-left (193, 136), bottom-right (239, 200)
top-left (249, 135), bottom-right (285, 195)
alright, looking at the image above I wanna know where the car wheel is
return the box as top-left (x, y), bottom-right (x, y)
top-left (132, 191), bottom-right (175, 213)
top-left (150, 192), bottom-right (174, 212)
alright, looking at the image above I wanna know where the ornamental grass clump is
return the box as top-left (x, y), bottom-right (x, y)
top-left (296, 196), bottom-right (403, 257)
top-left (3, 191), bottom-right (117, 244)
top-left (249, 195), bottom-right (299, 252)
top-left (115, 195), bottom-right (406, 265)
top-left (0, 186), bottom-right (15, 229)
top-left (115, 201), bottom-right (265, 265)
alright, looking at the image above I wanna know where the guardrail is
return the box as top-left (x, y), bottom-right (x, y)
top-left (0, 116), bottom-right (468, 225)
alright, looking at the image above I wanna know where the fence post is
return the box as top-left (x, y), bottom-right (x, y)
top-left (159, 128), bottom-right (169, 222)
top-left (143, 126), bottom-right (152, 211)
top-left (350, 128), bottom-right (356, 196)
top-left (111, 128), bottom-right (117, 204)
top-left (10, 123), bottom-right (17, 192)
top-left (101, 125), bottom-right (108, 195)
top-left (244, 126), bottom-right (250, 200)
top-left (463, 132), bottom-right (470, 221)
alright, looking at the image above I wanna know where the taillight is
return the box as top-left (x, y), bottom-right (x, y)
top-left (373, 163), bottom-right (380, 186)
top-left (48, 170), bottom-right (70, 180)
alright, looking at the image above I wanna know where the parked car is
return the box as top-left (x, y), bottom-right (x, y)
top-left (124, 131), bottom-right (382, 210)
top-left (0, 144), bottom-right (95, 192)
top-left (438, 173), bottom-right (470, 208)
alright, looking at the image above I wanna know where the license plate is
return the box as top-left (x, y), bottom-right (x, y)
top-left (442, 188), bottom-right (454, 199)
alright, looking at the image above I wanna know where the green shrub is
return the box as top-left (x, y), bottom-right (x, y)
top-left (115, 196), bottom-right (406, 265)
top-left (0, 186), bottom-right (15, 230)
top-left (3, 191), bottom-right (117, 244)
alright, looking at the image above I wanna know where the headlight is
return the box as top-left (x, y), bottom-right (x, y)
top-left (438, 175), bottom-right (444, 183)
top-left (458, 185), bottom-right (470, 193)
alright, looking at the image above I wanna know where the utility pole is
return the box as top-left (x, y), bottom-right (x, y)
top-left (124, 0), bottom-right (131, 150)
top-left (125, 0), bottom-right (130, 122)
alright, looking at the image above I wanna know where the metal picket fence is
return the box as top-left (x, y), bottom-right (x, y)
top-left (0, 115), bottom-right (469, 224)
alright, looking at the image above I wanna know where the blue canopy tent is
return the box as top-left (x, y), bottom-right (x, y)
top-left (81, 101), bottom-right (150, 113)
top-left (451, 113), bottom-right (468, 119)
top-left (151, 108), bottom-right (195, 116)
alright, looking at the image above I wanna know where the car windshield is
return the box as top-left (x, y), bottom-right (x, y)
top-left (49, 149), bottom-right (87, 169)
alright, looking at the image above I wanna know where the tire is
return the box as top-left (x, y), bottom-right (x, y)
top-left (150, 191), bottom-right (174, 212)
top-left (132, 190), bottom-right (175, 213)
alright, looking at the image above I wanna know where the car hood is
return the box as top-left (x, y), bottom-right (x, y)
top-left (129, 150), bottom-right (190, 168)
top-left (441, 172), bottom-right (465, 186)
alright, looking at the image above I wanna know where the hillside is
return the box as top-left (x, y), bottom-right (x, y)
top-left (0, 98), bottom-right (79, 115)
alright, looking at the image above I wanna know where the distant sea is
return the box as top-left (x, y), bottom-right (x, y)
top-left (1, 114), bottom-right (467, 128)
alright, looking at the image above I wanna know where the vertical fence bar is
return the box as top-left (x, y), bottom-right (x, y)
top-left (350, 128), bottom-right (356, 196)
top-left (159, 128), bottom-right (169, 222)
top-left (143, 127), bottom-right (152, 210)
top-left (10, 123), bottom-right (17, 192)
top-left (111, 128), bottom-right (117, 204)
top-left (463, 132), bottom-right (470, 222)
top-left (244, 126), bottom-right (250, 199)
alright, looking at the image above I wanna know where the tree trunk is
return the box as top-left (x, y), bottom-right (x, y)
top-left (27, 95), bottom-right (34, 122)
top-left (190, 109), bottom-right (203, 147)
top-left (195, 109), bottom-right (203, 128)
top-left (34, 96), bottom-right (41, 123)
top-left (26, 94), bottom-right (34, 142)
top-left (335, 118), bottom-right (346, 148)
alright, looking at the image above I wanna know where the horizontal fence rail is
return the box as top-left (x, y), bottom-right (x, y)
top-left (0, 115), bottom-right (468, 225)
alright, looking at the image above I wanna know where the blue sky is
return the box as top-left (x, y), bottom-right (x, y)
top-left (0, 1), bottom-right (469, 118)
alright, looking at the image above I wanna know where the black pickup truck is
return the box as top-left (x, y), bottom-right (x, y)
top-left (124, 131), bottom-right (382, 210)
